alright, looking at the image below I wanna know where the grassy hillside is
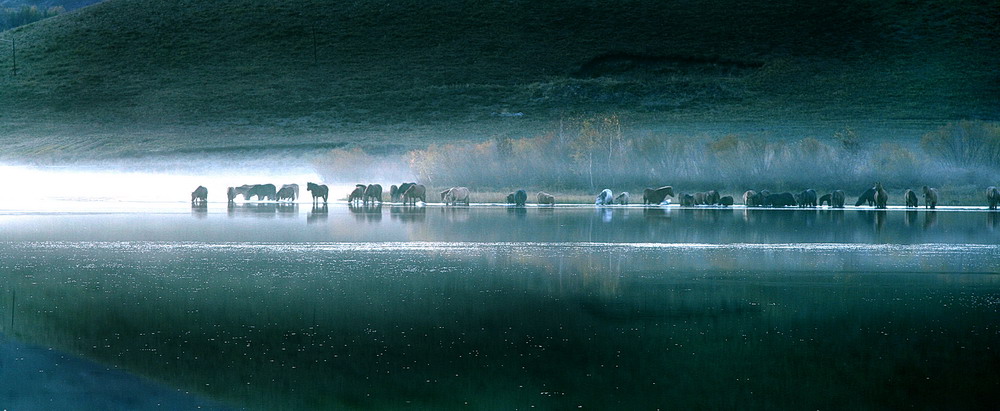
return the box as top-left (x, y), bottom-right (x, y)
top-left (0, 0), bottom-right (997, 160)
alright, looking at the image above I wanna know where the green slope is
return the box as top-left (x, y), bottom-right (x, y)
top-left (0, 0), bottom-right (997, 160)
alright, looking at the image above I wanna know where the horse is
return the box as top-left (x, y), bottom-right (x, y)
top-left (764, 192), bottom-right (796, 207)
top-left (508, 189), bottom-right (527, 207)
top-left (831, 190), bottom-right (845, 208)
top-left (988, 186), bottom-right (1000, 210)
top-left (923, 186), bottom-right (938, 209)
top-left (280, 184), bottom-right (299, 201)
top-left (276, 186), bottom-right (296, 202)
top-left (191, 186), bottom-right (208, 205)
top-left (642, 186), bottom-right (674, 205)
top-left (364, 184), bottom-right (383, 205)
top-left (595, 189), bottom-right (614, 205)
top-left (855, 187), bottom-right (876, 207)
top-left (680, 193), bottom-right (695, 206)
top-left (904, 189), bottom-right (918, 207)
top-left (796, 189), bottom-right (817, 208)
top-left (441, 187), bottom-right (471, 205)
top-left (226, 187), bottom-right (237, 203)
top-left (874, 182), bottom-right (888, 209)
top-left (402, 184), bottom-right (426, 205)
top-left (818, 193), bottom-right (832, 207)
top-left (348, 184), bottom-right (366, 204)
top-left (536, 192), bottom-right (555, 206)
top-left (246, 184), bottom-right (276, 201)
top-left (615, 192), bottom-right (630, 205)
top-left (396, 183), bottom-right (416, 202)
top-left (743, 190), bottom-right (759, 207)
top-left (706, 190), bottom-right (721, 205)
top-left (390, 185), bottom-right (400, 202)
top-left (306, 182), bottom-right (329, 205)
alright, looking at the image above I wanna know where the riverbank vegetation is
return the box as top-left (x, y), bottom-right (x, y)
top-left (316, 119), bottom-right (1000, 205)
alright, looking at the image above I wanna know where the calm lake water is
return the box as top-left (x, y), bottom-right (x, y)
top-left (1, 203), bottom-right (999, 409)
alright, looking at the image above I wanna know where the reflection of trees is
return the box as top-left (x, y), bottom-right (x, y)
top-left (3, 242), bottom-right (1000, 410)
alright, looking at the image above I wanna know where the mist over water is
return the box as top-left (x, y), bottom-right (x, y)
top-left (0, 155), bottom-right (326, 204)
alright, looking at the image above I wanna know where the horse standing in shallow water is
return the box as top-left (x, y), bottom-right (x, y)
top-left (307, 182), bottom-right (329, 205)
top-left (191, 186), bottom-right (208, 205)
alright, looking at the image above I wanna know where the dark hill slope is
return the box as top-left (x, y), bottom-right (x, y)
top-left (0, 0), bottom-right (997, 160)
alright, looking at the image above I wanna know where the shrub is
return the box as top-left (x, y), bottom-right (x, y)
top-left (920, 120), bottom-right (1000, 168)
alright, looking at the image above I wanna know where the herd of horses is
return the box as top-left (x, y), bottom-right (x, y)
top-left (190, 183), bottom-right (330, 205)
top-left (191, 182), bottom-right (1000, 210)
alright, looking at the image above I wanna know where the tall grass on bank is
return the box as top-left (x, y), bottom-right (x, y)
top-left (315, 119), bottom-right (1000, 196)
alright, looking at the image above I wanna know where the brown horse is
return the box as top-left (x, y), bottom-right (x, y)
top-left (536, 192), bottom-right (555, 205)
top-left (904, 189), bottom-right (918, 207)
top-left (874, 182), bottom-right (888, 209)
top-left (402, 184), bottom-right (426, 205)
top-left (642, 186), bottom-right (674, 205)
top-left (191, 186), bottom-right (208, 205)
top-left (922, 186), bottom-right (938, 209)
top-left (987, 186), bottom-right (1000, 210)
top-left (306, 182), bottom-right (329, 205)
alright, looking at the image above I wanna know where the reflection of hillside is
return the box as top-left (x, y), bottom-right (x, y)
top-left (2, 242), bottom-right (998, 409)
top-left (404, 208), bottom-right (1000, 244)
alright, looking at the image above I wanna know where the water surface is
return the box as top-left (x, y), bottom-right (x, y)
top-left (1, 204), bottom-right (998, 409)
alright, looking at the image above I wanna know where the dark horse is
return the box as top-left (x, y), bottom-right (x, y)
top-left (855, 187), bottom-right (876, 207)
top-left (642, 186), bottom-right (675, 205)
top-left (364, 184), bottom-right (383, 205)
top-left (191, 186), bottom-right (208, 205)
top-left (402, 184), bottom-right (426, 205)
top-left (348, 184), bottom-right (366, 204)
top-left (511, 189), bottom-right (527, 207)
top-left (764, 192), bottom-right (796, 207)
top-left (244, 184), bottom-right (277, 201)
top-left (307, 182), bottom-right (329, 205)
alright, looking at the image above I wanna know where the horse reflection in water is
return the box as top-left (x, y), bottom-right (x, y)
top-left (389, 205), bottom-right (426, 223)
top-left (989, 212), bottom-right (1000, 230)
top-left (190, 202), bottom-right (208, 218)
top-left (440, 206), bottom-right (471, 223)
top-left (905, 210), bottom-right (918, 227)
top-left (819, 209), bottom-right (844, 226)
top-left (348, 203), bottom-right (382, 223)
top-left (226, 202), bottom-right (277, 218)
top-left (508, 206), bottom-right (528, 219)
top-left (924, 210), bottom-right (937, 230)
top-left (307, 203), bottom-right (329, 224)
top-left (875, 210), bottom-right (887, 232)
top-left (277, 203), bottom-right (298, 218)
